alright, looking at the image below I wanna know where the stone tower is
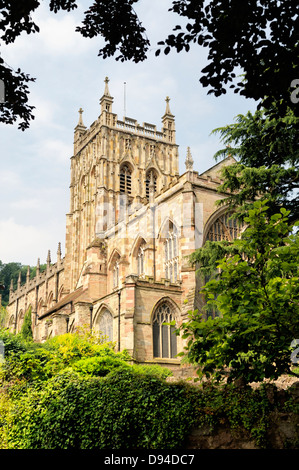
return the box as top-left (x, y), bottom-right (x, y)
top-left (64, 77), bottom-right (179, 295)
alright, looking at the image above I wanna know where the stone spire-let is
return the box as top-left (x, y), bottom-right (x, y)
top-left (164, 96), bottom-right (172, 116)
top-left (100, 76), bottom-right (114, 114)
top-left (36, 258), bottom-right (40, 277)
top-left (57, 242), bottom-right (62, 266)
top-left (17, 271), bottom-right (21, 289)
top-left (185, 147), bottom-right (194, 171)
top-left (103, 76), bottom-right (111, 97)
top-left (162, 96), bottom-right (175, 143)
top-left (47, 250), bottom-right (51, 268)
top-left (75, 107), bottom-right (86, 131)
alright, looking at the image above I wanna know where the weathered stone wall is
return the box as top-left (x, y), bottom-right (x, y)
top-left (187, 387), bottom-right (299, 449)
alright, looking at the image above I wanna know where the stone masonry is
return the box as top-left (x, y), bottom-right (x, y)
top-left (7, 78), bottom-right (238, 368)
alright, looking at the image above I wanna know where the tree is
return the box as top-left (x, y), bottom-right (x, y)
top-left (0, 261), bottom-right (46, 306)
top-left (1, 0), bottom-right (298, 129)
top-left (179, 200), bottom-right (299, 384)
top-left (20, 307), bottom-right (33, 341)
top-left (0, 261), bottom-right (23, 305)
top-left (157, 0), bottom-right (299, 119)
top-left (210, 107), bottom-right (299, 223)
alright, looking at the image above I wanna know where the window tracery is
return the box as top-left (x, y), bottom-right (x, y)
top-left (164, 223), bottom-right (179, 283)
top-left (98, 309), bottom-right (113, 342)
top-left (206, 213), bottom-right (242, 242)
top-left (152, 302), bottom-right (177, 358)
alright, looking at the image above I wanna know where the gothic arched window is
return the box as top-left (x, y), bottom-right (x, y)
top-left (164, 223), bottom-right (179, 283)
top-left (153, 301), bottom-right (177, 358)
top-left (145, 170), bottom-right (157, 198)
top-left (206, 212), bottom-right (242, 242)
top-left (203, 211), bottom-right (244, 319)
top-left (120, 164), bottom-right (132, 195)
top-left (98, 309), bottom-right (113, 342)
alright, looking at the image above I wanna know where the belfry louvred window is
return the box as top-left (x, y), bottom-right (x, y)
top-left (145, 170), bottom-right (157, 198)
top-left (120, 164), bottom-right (132, 194)
top-left (153, 302), bottom-right (177, 358)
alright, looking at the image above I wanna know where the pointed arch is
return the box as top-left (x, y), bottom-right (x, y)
top-left (119, 162), bottom-right (133, 195)
top-left (17, 309), bottom-right (24, 333)
top-left (107, 248), bottom-right (121, 270)
top-left (203, 207), bottom-right (244, 245)
top-left (130, 233), bottom-right (148, 257)
top-left (145, 167), bottom-right (158, 198)
top-left (47, 291), bottom-right (54, 309)
top-left (129, 234), bottom-right (147, 277)
top-left (108, 248), bottom-right (121, 289)
top-left (158, 217), bottom-right (178, 241)
top-left (58, 285), bottom-right (64, 301)
top-left (158, 219), bottom-right (179, 283)
top-left (37, 298), bottom-right (44, 317)
top-left (93, 304), bottom-right (114, 342)
top-left (8, 315), bottom-right (15, 331)
top-left (151, 297), bottom-right (180, 359)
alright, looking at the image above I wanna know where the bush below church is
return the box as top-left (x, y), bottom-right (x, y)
top-left (0, 329), bottom-right (298, 449)
top-left (2, 368), bottom-right (196, 449)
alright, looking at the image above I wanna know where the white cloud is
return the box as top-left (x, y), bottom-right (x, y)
top-left (36, 14), bottom-right (92, 57)
top-left (10, 198), bottom-right (41, 211)
top-left (33, 138), bottom-right (72, 164)
top-left (0, 1), bottom-right (258, 267)
top-left (0, 218), bottom-right (64, 265)
top-left (0, 170), bottom-right (20, 190)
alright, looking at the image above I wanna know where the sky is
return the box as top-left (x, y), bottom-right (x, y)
top-left (0, 0), bottom-right (256, 267)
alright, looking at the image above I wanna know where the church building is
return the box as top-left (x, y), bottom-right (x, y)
top-left (7, 78), bottom-right (240, 368)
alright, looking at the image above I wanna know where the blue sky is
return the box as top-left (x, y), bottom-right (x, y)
top-left (0, 0), bottom-right (256, 266)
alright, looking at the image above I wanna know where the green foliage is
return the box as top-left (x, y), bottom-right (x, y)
top-left (2, 369), bottom-right (195, 449)
top-left (131, 363), bottom-right (172, 380)
top-left (158, 2), bottom-right (299, 119)
top-left (72, 355), bottom-right (131, 377)
top-left (0, 328), bottom-right (27, 357)
top-left (0, 262), bottom-right (46, 306)
top-left (181, 201), bottom-right (299, 384)
top-left (2, 1), bottom-right (299, 129)
top-left (211, 108), bottom-right (299, 223)
top-left (0, 307), bottom-right (7, 328)
top-left (20, 307), bottom-right (33, 342)
top-left (0, 326), bottom-right (297, 449)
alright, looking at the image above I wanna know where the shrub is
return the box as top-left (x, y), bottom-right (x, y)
top-left (4, 369), bottom-right (196, 449)
top-left (0, 329), bottom-right (27, 357)
top-left (20, 307), bottom-right (33, 342)
top-left (72, 355), bottom-right (131, 377)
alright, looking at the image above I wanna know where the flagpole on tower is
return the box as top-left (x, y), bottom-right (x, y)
top-left (124, 82), bottom-right (126, 118)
